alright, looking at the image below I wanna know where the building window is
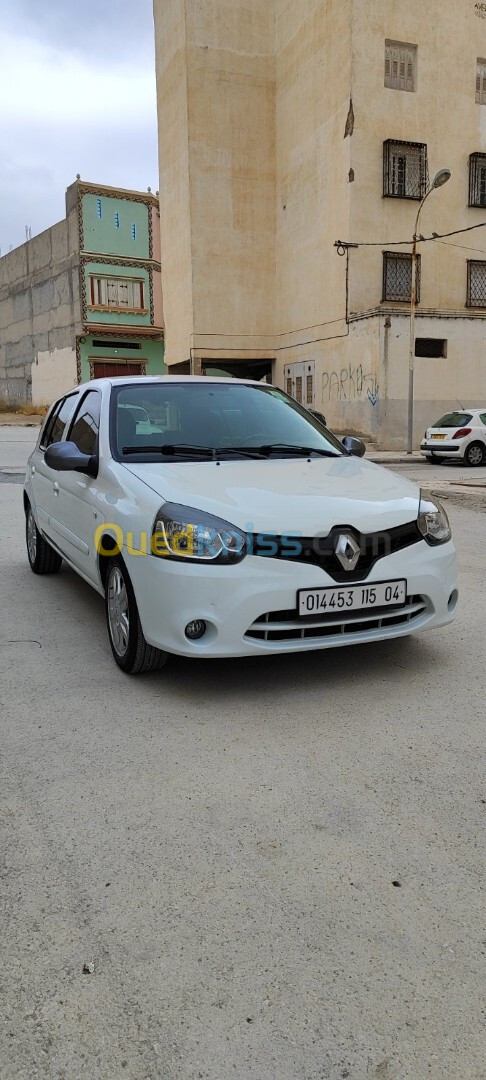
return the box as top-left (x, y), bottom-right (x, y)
top-left (385, 41), bottom-right (417, 92)
top-left (476, 59), bottom-right (486, 103)
top-left (96, 198), bottom-right (102, 219)
top-left (383, 141), bottom-right (428, 199)
top-left (469, 153), bottom-right (486, 206)
top-left (89, 276), bottom-right (146, 312)
top-left (467, 260), bottom-right (486, 306)
top-left (383, 252), bottom-right (421, 303)
top-left (415, 338), bottom-right (447, 358)
top-left (114, 211), bottom-right (120, 229)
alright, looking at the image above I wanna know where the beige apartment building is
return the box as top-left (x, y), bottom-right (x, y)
top-left (154, 0), bottom-right (486, 446)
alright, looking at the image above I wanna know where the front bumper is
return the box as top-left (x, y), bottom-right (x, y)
top-left (126, 540), bottom-right (458, 658)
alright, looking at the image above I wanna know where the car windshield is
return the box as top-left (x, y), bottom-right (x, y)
top-left (433, 412), bottom-right (473, 427)
top-left (111, 382), bottom-right (344, 461)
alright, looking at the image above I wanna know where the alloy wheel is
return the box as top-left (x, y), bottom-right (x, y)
top-left (27, 509), bottom-right (37, 565)
top-left (466, 444), bottom-right (484, 466)
top-left (107, 565), bottom-right (130, 657)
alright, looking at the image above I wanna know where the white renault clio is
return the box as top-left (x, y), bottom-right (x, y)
top-left (24, 377), bottom-right (458, 673)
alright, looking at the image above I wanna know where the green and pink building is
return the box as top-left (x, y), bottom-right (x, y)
top-left (0, 178), bottom-right (165, 408)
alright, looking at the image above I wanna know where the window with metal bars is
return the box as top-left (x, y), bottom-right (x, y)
top-left (382, 252), bottom-right (421, 303)
top-left (476, 59), bottom-right (486, 104)
top-left (469, 153), bottom-right (486, 206)
top-left (383, 140), bottom-right (428, 199)
top-left (385, 41), bottom-right (417, 92)
top-left (467, 261), bottom-right (486, 306)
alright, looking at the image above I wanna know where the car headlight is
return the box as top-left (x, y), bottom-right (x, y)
top-left (151, 502), bottom-right (246, 563)
top-left (417, 493), bottom-right (451, 545)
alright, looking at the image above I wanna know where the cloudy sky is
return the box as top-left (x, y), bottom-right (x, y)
top-left (0, 0), bottom-right (158, 254)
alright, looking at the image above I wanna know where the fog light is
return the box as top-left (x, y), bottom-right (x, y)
top-left (185, 619), bottom-right (207, 640)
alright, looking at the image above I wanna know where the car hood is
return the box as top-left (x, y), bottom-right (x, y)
top-left (122, 456), bottom-right (420, 535)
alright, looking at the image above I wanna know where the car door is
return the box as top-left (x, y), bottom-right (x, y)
top-left (30, 393), bottom-right (81, 547)
top-left (50, 388), bottom-right (106, 584)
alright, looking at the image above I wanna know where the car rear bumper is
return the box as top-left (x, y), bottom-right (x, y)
top-left (126, 540), bottom-right (458, 658)
top-left (420, 442), bottom-right (461, 456)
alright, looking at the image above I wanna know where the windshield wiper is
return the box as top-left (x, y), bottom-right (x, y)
top-left (256, 443), bottom-right (340, 458)
top-left (122, 443), bottom-right (214, 457)
top-left (121, 443), bottom-right (264, 459)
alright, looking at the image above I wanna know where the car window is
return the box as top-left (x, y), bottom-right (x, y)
top-left (42, 394), bottom-right (79, 448)
top-left (68, 390), bottom-right (101, 456)
top-left (432, 412), bottom-right (473, 427)
top-left (479, 414), bottom-right (486, 426)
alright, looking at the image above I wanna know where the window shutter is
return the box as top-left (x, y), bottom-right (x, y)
top-left (385, 41), bottom-right (416, 92)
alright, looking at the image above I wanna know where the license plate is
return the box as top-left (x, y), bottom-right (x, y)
top-left (431, 434), bottom-right (446, 440)
top-left (298, 579), bottom-right (407, 617)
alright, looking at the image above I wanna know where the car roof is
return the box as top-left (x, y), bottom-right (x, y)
top-left (434, 407), bottom-right (484, 415)
top-left (75, 375), bottom-right (269, 392)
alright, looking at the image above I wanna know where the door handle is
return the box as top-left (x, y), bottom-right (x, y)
top-left (53, 482), bottom-right (59, 495)
top-left (31, 465), bottom-right (35, 475)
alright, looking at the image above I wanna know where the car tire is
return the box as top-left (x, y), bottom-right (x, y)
top-left (105, 556), bottom-right (167, 674)
top-left (464, 442), bottom-right (486, 467)
top-left (26, 503), bottom-right (62, 574)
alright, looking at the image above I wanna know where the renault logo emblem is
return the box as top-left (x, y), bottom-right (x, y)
top-left (335, 532), bottom-right (361, 571)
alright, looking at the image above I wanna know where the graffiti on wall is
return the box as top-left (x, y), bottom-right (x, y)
top-left (475, 2), bottom-right (486, 17)
top-left (322, 364), bottom-right (379, 405)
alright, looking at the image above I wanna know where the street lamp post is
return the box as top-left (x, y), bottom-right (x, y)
top-left (407, 168), bottom-right (451, 455)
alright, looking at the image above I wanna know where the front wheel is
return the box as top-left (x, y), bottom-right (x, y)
top-left (26, 504), bottom-right (62, 574)
top-left (464, 441), bottom-right (485, 467)
top-left (105, 557), bottom-right (167, 674)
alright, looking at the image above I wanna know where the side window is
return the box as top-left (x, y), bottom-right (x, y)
top-left (39, 402), bottom-right (61, 448)
top-left (479, 414), bottom-right (486, 426)
top-left (42, 395), bottom-right (79, 449)
top-left (68, 391), bottom-right (101, 456)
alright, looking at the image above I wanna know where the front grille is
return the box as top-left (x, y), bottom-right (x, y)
top-left (245, 595), bottom-right (428, 643)
top-left (247, 522), bottom-right (422, 583)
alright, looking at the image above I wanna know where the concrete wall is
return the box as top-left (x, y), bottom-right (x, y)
top-left (275, 0), bottom-right (352, 343)
top-left (0, 211), bottom-right (80, 406)
top-left (31, 347), bottom-right (78, 404)
top-left (154, 0), bottom-right (276, 367)
top-left (154, 0), bottom-right (196, 366)
top-left (154, 0), bottom-right (486, 445)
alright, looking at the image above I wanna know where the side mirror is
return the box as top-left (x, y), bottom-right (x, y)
top-left (342, 435), bottom-right (366, 458)
top-left (45, 441), bottom-right (96, 475)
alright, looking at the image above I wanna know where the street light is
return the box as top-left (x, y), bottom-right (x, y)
top-left (407, 168), bottom-right (451, 454)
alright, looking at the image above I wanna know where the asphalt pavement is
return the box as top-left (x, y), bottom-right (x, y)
top-left (1, 427), bottom-right (485, 1080)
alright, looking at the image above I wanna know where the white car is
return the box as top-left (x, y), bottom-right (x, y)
top-left (420, 409), bottom-right (486, 466)
top-left (24, 377), bottom-right (458, 674)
